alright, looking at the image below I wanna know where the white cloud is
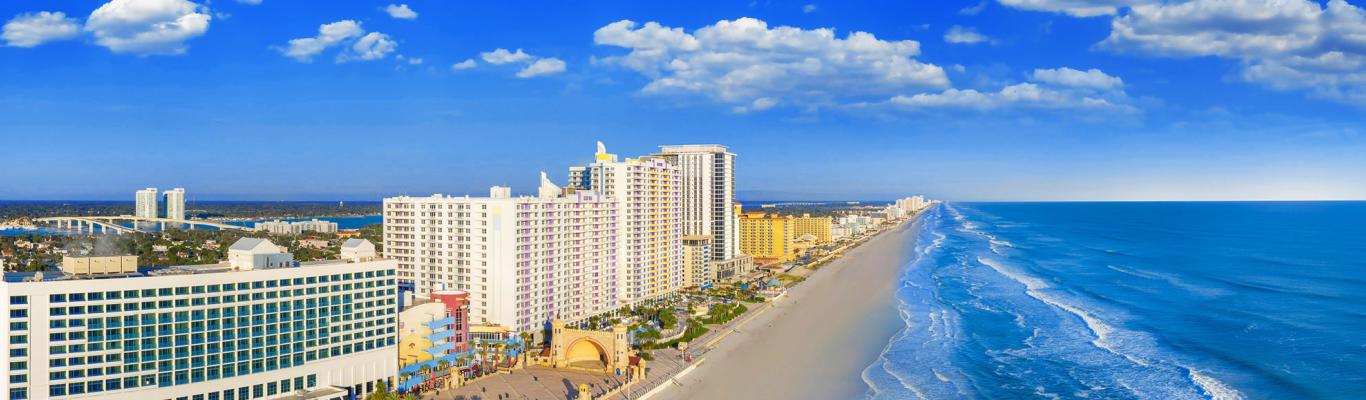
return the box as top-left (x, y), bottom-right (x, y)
top-left (1094, 0), bottom-right (1366, 106)
top-left (882, 66), bottom-right (1134, 113)
top-left (1030, 67), bottom-right (1123, 90)
top-left (481, 48), bottom-right (533, 64)
top-left (384, 4), bottom-right (417, 20)
top-left (2, 11), bottom-right (81, 48)
top-left (340, 31), bottom-right (396, 62)
top-left (280, 20), bottom-right (363, 62)
top-left (802, 4), bottom-right (818, 14)
top-left (593, 17), bottom-right (949, 111)
top-left (996, 0), bottom-right (1151, 17)
top-left (944, 25), bottom-right (993, 45)
top-left (960, 1), bottom-right (989, 16)
top-left (85, 0), bottom-right (212, 55)
top-left (451, 58), bottom-right (477, 70)
top-left (403, 56), bottom-right (422, 65)
top-left (516, 57), bottom-right (567, 78)
top-left (235, 0), bottom-right (262, 4)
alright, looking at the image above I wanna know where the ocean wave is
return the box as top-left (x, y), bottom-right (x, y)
top-left (975, 256), bottom-right (1149, 367)
top-left (1191, 370), bottom-right (1245, 400)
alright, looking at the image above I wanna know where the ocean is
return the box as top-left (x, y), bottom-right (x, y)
top-left (863, 202), bottom-right (1366, 399)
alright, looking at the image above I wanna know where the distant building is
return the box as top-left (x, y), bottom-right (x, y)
top-left (254, 219), bottom-right (339, 235)
top-left (384, 173), bottom-right (620, 332)
top-left (134, 187), bottom-right (157, 219)
top-left (739, 212), bottom-right (795, 263)
top-left (297, 239), bottom-right (330, 250)
top-left (566, 141), bottom-right (683, 306)
top-left (163, 188), bottom-right (186, 221)
top-left (681, 236), bottom-right (713, 288)
top-left (789, 213), bottom-right (833, 244)
top-left (1, 238), bottom-right (398, 400)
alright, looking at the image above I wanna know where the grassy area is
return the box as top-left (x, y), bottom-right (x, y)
top-left (776, 273), bottom-right (806, 286)
top-left (698, 303), bottom-right (748, 325)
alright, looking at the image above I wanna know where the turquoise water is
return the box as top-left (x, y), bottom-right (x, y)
top-left (864, 202), bottom-right (1366, 399)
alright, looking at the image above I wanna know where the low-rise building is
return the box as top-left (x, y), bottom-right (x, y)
top-left (0, 238), bottom-right (398, 400)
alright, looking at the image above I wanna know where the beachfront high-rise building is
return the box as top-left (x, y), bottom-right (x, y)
top-left (163, 188), bottom-right (186, 221)
top-left (654, 144), bottom-right (753, 282)
top-left (896, 196), bottom-right (930, 213)
top-left (739, 212), bottom-right (796, 264)
top-left (567, 142), bottom-right (683, 306)
top-left (0, 239), bottom-right (398, 400)
top-left (134, 188), bottom-right (158, 219)
top-left (383, 173), bottom-right (619, 332)
top-left (681, 236), bottom-right (713, 288)
top-left (790, 214), bottom-right (833, 244)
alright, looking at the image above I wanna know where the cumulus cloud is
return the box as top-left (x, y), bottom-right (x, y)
top-left (881, 66), bottom-right (1134, 113)
top-left (593, 17), bottom-right (949, 111)
top-left (802, 4), bottom-right (818, 14)
top-left (944, 25), bottom-right (993, 45)
top-left (480, 48), bottom-right (533, 64)
top-left (516, 57), bottom-right (567, 78)
top-left (342, 32), bottom-right (396, 62)
top-left (280, 20), bottom-right (397, 63)
top-left (451, 58), bottom-right (477, 70)
top-left (1030, 67), bottom-right (1123, 90)
top-left (280, 20), bottom-right (363, 62)
top-left (384, 4), bottom-right (417, 20)
top-left (2, 11), bottom-right (81, 48)
top-left (996, 0), bottom-right (1151, 17)
top-left (1094, 0), bottom-right (1366, 105)
top-left (960, 1), bottom-right (989, 16)
top-left (85, 0), bottom-right (212, 55)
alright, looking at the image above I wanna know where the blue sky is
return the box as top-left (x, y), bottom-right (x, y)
top-left (2, 0), bottom-right (1364, 201)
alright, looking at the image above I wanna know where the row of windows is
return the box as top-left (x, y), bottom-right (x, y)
top-left (39, 270), bottom-right (395, 304)
top-left (45, 287), bottom-right (391, 318)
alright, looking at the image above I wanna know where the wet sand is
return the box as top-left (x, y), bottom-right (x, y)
top-left (649, 218), bottom-right (919, 400)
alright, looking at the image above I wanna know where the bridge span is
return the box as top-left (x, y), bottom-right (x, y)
top-left (34, 216), bottom-right (257, 234)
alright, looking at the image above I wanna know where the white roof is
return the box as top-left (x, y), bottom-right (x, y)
top-left (341, 239), bottom-right (371, 249)
top-left (229, 238), bottom-right (277, 253)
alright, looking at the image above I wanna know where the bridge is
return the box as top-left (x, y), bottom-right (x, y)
top-left (35, 215), bottom-right (257, 234)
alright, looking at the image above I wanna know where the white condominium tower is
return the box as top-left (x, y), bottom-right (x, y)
top-left (134, 188), bottom-right (158, 219)
top-left (0, 239), bottom-right (397, 400)
top-left (163, 188), bottom-right (186, 221)
top-left (655, 145), bottom-right (741, 265)
top-left (383, 173), bottom-right (619, 332)
top-left (568, 142), bottom-right (683, 305)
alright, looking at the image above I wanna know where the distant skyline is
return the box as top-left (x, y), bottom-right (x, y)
top-left (3, 1), bottom-right (1365, 202)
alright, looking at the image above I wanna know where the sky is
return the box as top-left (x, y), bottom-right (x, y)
top-left (2, 0), bottom-right (1365, 202)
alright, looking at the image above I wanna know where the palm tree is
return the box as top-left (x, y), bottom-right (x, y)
top-left (520, 332), bottom-right (534, 365)
top-left (437, 360), bottom-right (451, 377)
top-left (417, 364), bottom-right (431, 380)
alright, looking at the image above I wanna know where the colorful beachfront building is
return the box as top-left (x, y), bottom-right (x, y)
top-left (0, 239), bottom-right (397, 400)
top-left (739, 212), bottom-right (796, 263)
top-left (396, 291), bottom-right (471, 392)
top-left (567, 141), bottom-right (684, 306)
top-left (384, 173), bottom-right (620, 333)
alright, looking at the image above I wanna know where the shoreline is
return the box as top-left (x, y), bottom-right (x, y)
top-left (643, 215), bottom-right (922, 400)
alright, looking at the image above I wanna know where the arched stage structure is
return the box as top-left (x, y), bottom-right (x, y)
top-left (549, 320), bottom-right (630, 375)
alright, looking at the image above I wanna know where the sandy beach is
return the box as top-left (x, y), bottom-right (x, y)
top-left (648, 217), bottom-right (919, 400)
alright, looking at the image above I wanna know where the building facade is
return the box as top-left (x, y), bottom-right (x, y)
top-left (789, 214), bottom-right (833, 244)
top-left (654, 145), bottom-right (739, 263)
top-left (163, 188), bottom-right (186, 222)
top-left (680, 236), bottom-right (713, 288)
top-left (566, 142), bottom-right (683, 306)
top-left (383, 175), bottom-right (619, 332)
top-left (738, 212), bottom-right (795, 263)
top-left (135, 188), bottom-right (158, 220)
top-left (0, 240), bottom-right (398, 400)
